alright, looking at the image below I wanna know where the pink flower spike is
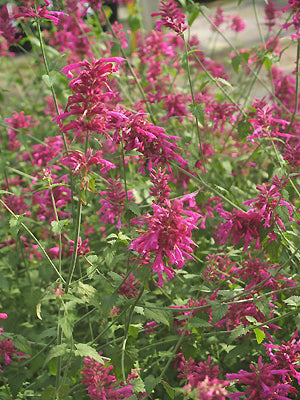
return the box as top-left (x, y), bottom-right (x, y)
top-left (0, 313), bottom-right (7, 319)
top-left (130, 198), bottom-right (201, 286)
top-left (151, 0), bottom-right (187, 35)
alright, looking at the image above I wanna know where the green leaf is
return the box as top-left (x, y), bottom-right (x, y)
top-left (0, 393), bottom-right (11, 400)
top-left (229, 325), bottom-right (250, 342)
top-left (144, 375), bottom-right (160, 396)
top-left (215, 77), bottom-right (233, 88)
top-left (128, 14), bottom-right (141, 32)
top-left (8, 371), bottom-right (27, 397)
top-left (145, 307), bottom-right (171, 327)
top-left (125, 202), bottom-right (141, 216)
top-left (237, 120), bottom-right (251, 140)
top-left (254, 328), bottom-right (266, 344)
top-left (189, 102), bottom-right (205, 126)
top-left (211, 301), bottom-right (228, 325)
top-left (9, 214), bottom-right (24, 238)
top-left (284, 296), bottom-right (300, 306)
top-left (74, 343), bottom-right (109, 363)
top-left (189, 317), bottom-right (211, 328)
top-left (59, 315), bottom-right (73, 339)
top-left (50, 219), bottom-right (68, 235)
top-left (101, 293), bottom-right (120, 314)
top-left (262, 238), bottom-right (280, 263)
top-left (43, 344), bottom-right (69, 366)
top-left (231, 55), bottom-right (241, 73)
top-left (187, 7), bottom-right (200, 27)
top-left (245, 315), bottom-right (257, 324)
top-left (162, 381), bottom-right (176, 399)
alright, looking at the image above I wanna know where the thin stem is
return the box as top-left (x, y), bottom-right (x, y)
top-left (183, 34), bottom-right (207, 175)
top-left (287, 38), bottom-right (300, 132)
top-left (36, 19), bottom-right (68, 151)
top-left (0, 198), bottom-right (65, 282)
top-left (97, 7), bottom-right (156, 124)
top-left (65, 199), bottom-right (82, 292)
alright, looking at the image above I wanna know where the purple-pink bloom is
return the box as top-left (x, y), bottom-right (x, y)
top-left (81, 354), bottom-right (134, 399)
top-left (226, 356), bottom-right (295, 399)
top-left (14, 5), bottom-right (65, 25)
top-left (98, 177), bottom-right (134, 230)
top-left (61, 149), bottom-right (115, 175)
top-left (151, 0), bottom-right (187, 35)
top-left (265, 331), bottom-right (300, 386)
top-left (118, 273), bottom-right (140, 299)
top-left (130, 198), bottom-right (201, 286)
top-left (215, 205), bottom-right (262, 251)
top-left (231, 15), bottom-right (246, 32)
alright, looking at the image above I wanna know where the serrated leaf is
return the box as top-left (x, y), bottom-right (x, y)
top-left (59, 315), bottom-right (73, 339)
top-left (125, 202), bottom-right (141, 216)
top-left (211, 301), bottom-right (228, 325)
top-left (231, 55), bottom-right (241, 73)
top-left (238, 120), bottom-right (251, 140)
top-left (144, 375), bottom-right (160, 396)
top-left (51, 219), bottom-right (68, 235)
top-left (162, 381), bottom-right (176, 399)
top-left (145, 307), bottom-right (171, 327)
top-left (189, 317), bottom-right (211, 328)
top-left (74, 343), bottom-right (108, 363)
top-left (245, 315), bottom-right (257, 324)
top-left (189, 102), bottom-right (205, 126)
top-left (101, 293), bottom-right (120, 314)
top-left (254, 328), bottom-right (266, 344)
top-left (283, 296), bottom-right (300, 306)
top-left (229, 325), bottom-right (250, 342)
top-left (43, 344), bottom-right (69, 366)
top-left (9, 214), bottom-right (23, 238)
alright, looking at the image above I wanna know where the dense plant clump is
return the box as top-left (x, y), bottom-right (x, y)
top-left (0, 0), bottom-right (299, 398)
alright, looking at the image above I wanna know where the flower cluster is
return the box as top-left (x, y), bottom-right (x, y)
top-left (130, 198), bottom-right (201, 286)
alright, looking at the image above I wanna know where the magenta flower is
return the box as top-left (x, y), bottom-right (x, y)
top-left (244, 175), bottom-right (294, 230)
top-left (61, 149), bottom-right (115, 191)
top-left (149, 167), bottom-right (170, 205)
top-left (226, 356), bottom-right (295, 399)
top-left (151, 0), bottom-right (187, 35)
top-left (282, 0), bottom-right (300, 40)
top-left (14, 4), bottom-right (64, 25)
top-left (0, 313), bottom-right (7, 320)
top-left (118, 273), bottom-right (140, 299)
top-left (52, 285), bottom-right (65, 298)
top-left (183, 376), bottom-right (230, 400)
top-left (264, 1), bottom-right (280, 31)
top-left (215, 206), bottom-right (262, 251)
top-left (130, 199), bottom-right (201, 286)
top-left (5, 111), bottom-right (37, 151)
top-left (144, 321), bottom-right (157, 336)
top-left (231, 15), bottom-right (246, 32)
top-left (209, 6), bottom-right (225, 32)
top-left (98, 177), bottom-right (134, 230)
top-left (265, 331), bottom-right (300, 385)
top-left (81, 354), bottom-right (134, 399)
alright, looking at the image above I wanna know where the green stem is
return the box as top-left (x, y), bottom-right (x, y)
top-left (36, 19), bottom-right (68, 151)
top-left (98, 7), bottom-right (156, 124)
top-left (121, 288), bottom-right (144, 382)
top-left (182, 34), bottom-right (207, 174)
top-left (0, 198), bottom-right (65, 282)
top-left (287, 38), bottom-right (300, 132)
top-left (65, 199), bottom-right (82, 292)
